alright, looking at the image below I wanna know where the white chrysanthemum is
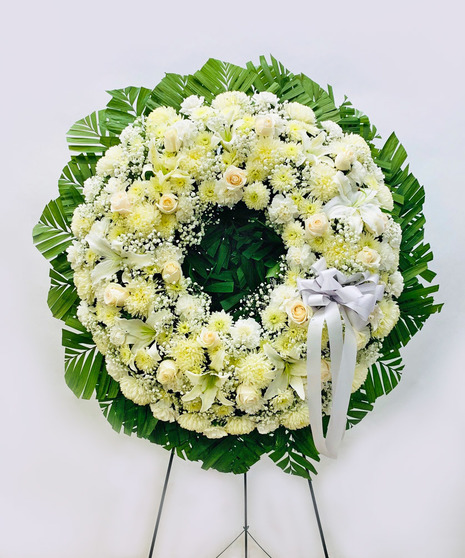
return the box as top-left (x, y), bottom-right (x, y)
top-left (236, 352), bottom-right (275, 389)
top-left (270, 165), bottom-right (297, 193)
top-left (208, 311), bottom-right (233, 333)
top-left (308, 163), bottom-right (339, 201)
top-left (243, 182), bottom-right (270, 210)
top-left (120, 376), bottom-right (154, 405)
top-left (272, 389), bottom-right (295, 411)
top-left (212, 91), bottom-right (251, 112)
top-left (71, 206), bottom-right (94, 239)
top-left (169, 337), bottom-right (205, 371)
top-left (231, 318), bottom-right (261, 349)
top-left (176, 195), bottom-right (195, 223)
top-left (106, 358), bottom-right (127, 381)
top-left (73, 268), bottom-right (94, 303)
top-left (371, 299), bottom-right (400, 339)
top-left (352, 363), bottom-right (369, 392)
top-left (388, 271), bottom-right (404, 298)
top-left (286, 244), bottom-right (316, 270)
top-left (280, 403), bottom-right (310, 429)
top-left (284, 102), bottom-right (316, 124)
top-left (225, 416), bottom-right (256, 435)
top-left (96, 145), bottom-right (126, 177)
top-left (261, 305), bottom-right (287, 333)
top-left (175, 294), bottom-right (204, 322)
top-left (268, 194), bottom-right (299, 224)
top-left (178, 413), bottom-right (210, 433)
top-left (282, 221), bottom-right (305, 248)
top-left (151, 396), bottom-right (177, 422)
top-left (125, 278), bottom-right (156, 317)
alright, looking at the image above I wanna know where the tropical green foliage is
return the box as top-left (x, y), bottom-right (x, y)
top-left (33, 56), bottom-right (442, 479)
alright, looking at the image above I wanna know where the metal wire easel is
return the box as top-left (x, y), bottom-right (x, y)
top-left (147, 450), bottom-right (330, 558)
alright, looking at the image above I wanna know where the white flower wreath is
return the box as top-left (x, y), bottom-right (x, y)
top-left (67, 90), bottom-right (403, 441)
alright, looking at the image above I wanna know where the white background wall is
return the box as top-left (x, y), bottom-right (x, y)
top-left (1, 1), bottom-right (464, 556)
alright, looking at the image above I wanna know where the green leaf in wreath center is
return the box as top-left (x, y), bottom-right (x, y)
top-left (182, 205), bottom-right (285, 316)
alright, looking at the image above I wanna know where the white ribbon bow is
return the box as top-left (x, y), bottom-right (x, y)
top-left (297, 258), bottom-right (384, 458)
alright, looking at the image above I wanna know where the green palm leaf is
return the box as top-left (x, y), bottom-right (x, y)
top-left (105, 86), bottom-right (152, 134)
top-left (58, 154), bottom-right (97, 218)
top-left (33, 198), bottom-right (73, 260)
top-left (67, 109), bottom-right (119, 155)
top-left (47, 268), bottom-right (78, 320)
top-left (62, 326), bottom-right (104, 399)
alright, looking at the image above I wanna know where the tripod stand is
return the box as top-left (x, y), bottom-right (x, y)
top-left (147, 450), bottom-right (329, 558)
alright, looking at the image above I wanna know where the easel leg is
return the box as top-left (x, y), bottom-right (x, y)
top-left (148, 449), bottom-right (175, 558)
top-left (307, 478), bottom-right (330, 558)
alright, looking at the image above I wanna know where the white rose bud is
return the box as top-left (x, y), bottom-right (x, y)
top-left (286, 299), bottom-right (310, 325)
top-left (335, 149), bottom-right (355, 171)
top-left (157, 193), bottom-right (178, 214)
top-left (198, 329), bottom-right (220, 349)
top-left (164, 127), bottom-right (181, 152)
top-left (356, 247), bottom-right (381, 268)
top-left (255, 114), bottom-right (275, 136)
top-left (224, 165), bottom-right (247, 190)
top-left (304, 213), bottom-right (329, 238)
top-left (157, 360), bottom-right (178, 385)
top-left (103, 283), bottom-right (128, 306)
top-left (236, 385), bottom-right (262, 414)
top-left (110, 191), bottom-right (132, 215)
top-left (162, 261), bottom-right (182, 283)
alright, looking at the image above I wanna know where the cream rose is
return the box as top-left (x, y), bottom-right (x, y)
top-left (103, 283), bottom-right (128, 306)
top-left (356, 247), bottom-right (381, 268)
top-left (162, 261), bottom-right (182, 283)
top-left (224, 165), bottom-right (247, 190)
top-left (255, 114), bottom-right (275, 136)
top-left (236, 384), bottom-right (263, 414)
top-left (286, 299), bottom-right (310, 325)
top-left (157, 360), bottom-right (178, 385)
top-left (198, 329), bottom-right (220, 349)
top-left (110, 191), bottom-right (132, 215)
top-left (164, 127), bottom-right (181, 152)
top-left (304, 213), bottom-right (329, 238)
top-left (157, 193), bottom-right (178, 214)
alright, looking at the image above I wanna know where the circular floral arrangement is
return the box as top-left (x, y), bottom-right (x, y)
top-left (34, 58), bottom-right (441, 477)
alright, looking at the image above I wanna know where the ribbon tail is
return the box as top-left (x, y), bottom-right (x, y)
top-left (306, 309), bottom-right (327, 456)
top-left (325, 308), bottom-right (358, 458)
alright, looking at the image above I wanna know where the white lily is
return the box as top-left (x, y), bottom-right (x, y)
top-left (323, 173), bottom-right (385, 236)
top-left (182, 370), bottom-right (233, 412)
top-left (86, 220), bottom-right (154, 283)
top-left (263, 344), bottom-right (307, 400)
top-left (116, 309), bottom-right (167, 356)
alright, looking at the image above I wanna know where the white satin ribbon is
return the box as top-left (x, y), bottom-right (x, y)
top-left (297, 258), bottom-right (384, 458)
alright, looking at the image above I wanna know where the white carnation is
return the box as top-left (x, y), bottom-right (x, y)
top-left (231, 318), bottom-right (261, 349)
top-left (268, 194), bottom-right (299, 224)
top-left (286, 244), bottom-right (316, 270)
top-left (180, 95), bottom-right (204, 115)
